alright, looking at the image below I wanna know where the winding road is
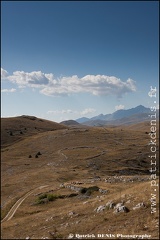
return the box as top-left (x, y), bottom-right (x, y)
top-left (1, 185), bottom-right (49, 223)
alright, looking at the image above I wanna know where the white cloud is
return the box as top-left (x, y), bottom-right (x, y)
top-left (115, 104), bottom-right (125, 111)
top-left (1, 68), bottom-right (9, 79)
top-left (80, 108), bottom-right (96, 115)
top-left (7, 70), bottom-right (52, 88)
top-left (3, 68), bottom-right (136, 97)
top-left (41, 75), bottom-right (136, 97)
top-left (47, 108), bottom-right (96, 116)
top-left (47, 109), bottom-right (73, 114)
top-left (1, 88), bottom-right (16, 93)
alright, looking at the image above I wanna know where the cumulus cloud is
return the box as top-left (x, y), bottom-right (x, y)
top-left (115, 105), bottom-right (125, 111)
top-left (1, 88), bottom-right (16, 93)
top-left (41, 75), bottom-right (136, 97)
top-left (1, 68), bottom-right (9, 79)
top-left (2, 68), bottom-right (136, 97)
top-left (7, 70), bottom-right (51, 88)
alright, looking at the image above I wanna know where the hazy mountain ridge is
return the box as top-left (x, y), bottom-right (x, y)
top-left (76, 105), bottom-right (159, 126)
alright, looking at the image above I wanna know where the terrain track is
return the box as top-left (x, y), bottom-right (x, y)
top-left (1, 185), bottom-right (49, 223)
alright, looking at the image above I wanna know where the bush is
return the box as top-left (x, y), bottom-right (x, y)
top-left (38, 193), bottom-right (48, 200)
top-left (88, 186), bottom-right (99, 192)
top-left (37, 151), bottom-right (42, 155)
top-left (80, 188), bottom-right (88, 194)
top-left (36, 198), bottom-right (48, 204)
top-left (80, 186), bottom-right (99, 195)
top-left (36, 193), bottom-right (59, 204)
top-left (47, 194), bottom-right (59, 201)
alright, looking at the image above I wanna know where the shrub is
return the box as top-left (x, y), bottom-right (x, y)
top-left (36, 198), bottom-right (48, 204)
top-left (37, 151), bottom-right (42, 155)
top-left (36, 193), bottom-right (59, 204)
top-left (47, 194), bottom-right (59, 201)
top-left (80, 186), bottom-right (99, 195)
top-left (80, 188), bottom-right (88, 194)
top-left (28, 155), bottom-right (32, 158)
top-left (88, 186), bottom-right (99, 192)
top-left (38, 193), bottom-right (48, 200)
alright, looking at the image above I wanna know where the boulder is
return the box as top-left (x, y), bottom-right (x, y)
top-left (114, 202), bottom-right (123, 209)
top-left (133, 202), bottom-right (146, 210)
top-left (94, 205), bottom-right (106, 213)
top-left (106, 201), bottom-right (115, 209)
top-left (114, 205), bottom-right (129, 213)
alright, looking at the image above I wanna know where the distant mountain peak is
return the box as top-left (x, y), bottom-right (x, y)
top-left (75, 105), bottom-right (155, 126)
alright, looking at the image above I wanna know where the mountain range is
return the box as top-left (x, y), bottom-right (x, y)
top-left (76, 105), bottom-right (159, 126)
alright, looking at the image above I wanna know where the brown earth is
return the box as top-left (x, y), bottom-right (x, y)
top-left (1, 116), bottom-right (159, 239)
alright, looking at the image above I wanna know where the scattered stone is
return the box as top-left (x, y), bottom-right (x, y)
top-left (114, 205), bottom-right (129, 213)
top-left (104, 176), bottom-right (150, 183)
top-left (26, 237), bottom-right (30, 240)
top-left (76, 220), bottom-right (81, 224)
top-left (68, 211), bottom-right (76, 216)
top-left (114, 202), bottom-right (123, 209)
top-left (94, 205), bottom-right (106, 213)
top-left (99, 188), bottom-right (108, 194)
top-left (133, 202), bottom-right (146, 210)
top-left (106, 201), bottom-right (115, 209)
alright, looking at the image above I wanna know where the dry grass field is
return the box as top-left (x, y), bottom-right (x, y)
top-left (1, 116), bottom-right (159, 239)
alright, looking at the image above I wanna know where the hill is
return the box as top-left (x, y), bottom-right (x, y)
top-left (60, 119), bottom-right (80, 126)
top-left (1, 115), bottom-right (67, 148)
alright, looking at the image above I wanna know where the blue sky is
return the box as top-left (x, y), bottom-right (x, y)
top-left (1, 1), bottom-right (159, 122)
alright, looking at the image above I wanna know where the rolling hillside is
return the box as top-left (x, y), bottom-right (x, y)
top-left (1, 115), bottom-right (67, 148)
top-left (1, 117), bottom-right (159, 239)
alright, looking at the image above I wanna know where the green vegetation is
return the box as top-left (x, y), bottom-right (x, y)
top-left (80, 186), bottom-right (99, 195)
top-left (35, 193), bottom-right (60, 204)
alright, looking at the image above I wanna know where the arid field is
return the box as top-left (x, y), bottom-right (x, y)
top-left (1, 116), bottom-right (159, 239)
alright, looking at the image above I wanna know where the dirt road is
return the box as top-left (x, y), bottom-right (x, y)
top-left (1, 185), bottom-right (49, 223)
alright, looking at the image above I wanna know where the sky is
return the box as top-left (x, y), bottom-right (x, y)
top-left (1, 1), bottom-right (159, 122)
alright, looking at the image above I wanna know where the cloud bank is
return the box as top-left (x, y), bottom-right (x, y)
top-left (1, 68), bottom-right (136, 97)
top-left (1, 88), bottom-right (16, 93)
top-left (47, 108), bottom-right (96, 116)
